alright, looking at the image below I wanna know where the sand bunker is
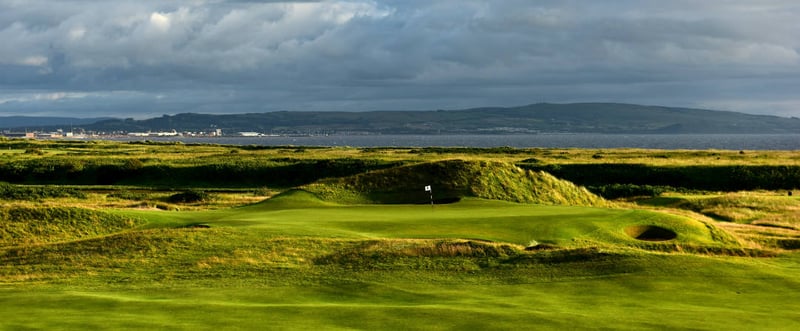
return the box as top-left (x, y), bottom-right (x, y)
top-left (186, 223), bottom-right (211, 229)
top-left (625, 225), bottom-right (677, 241)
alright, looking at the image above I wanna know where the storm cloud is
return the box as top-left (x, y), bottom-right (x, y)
top-left (1, 0), bottom-right (799, 117)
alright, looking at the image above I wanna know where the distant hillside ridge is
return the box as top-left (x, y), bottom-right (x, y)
top-left (15, 103), bottom-right (800, 134)
top-left (1, 116), bottom-right (111, 130)
top-left (302, 160), bottom-right (607, 206)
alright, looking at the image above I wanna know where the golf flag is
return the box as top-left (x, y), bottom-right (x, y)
top-left (424, 185), bottom-right (431, 192)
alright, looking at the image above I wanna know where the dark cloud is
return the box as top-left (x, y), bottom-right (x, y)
top-left (1, 0), bottom-right (799, 118)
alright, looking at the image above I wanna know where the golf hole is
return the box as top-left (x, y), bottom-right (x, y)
top-left (625, 225), bottom-right (677, 241)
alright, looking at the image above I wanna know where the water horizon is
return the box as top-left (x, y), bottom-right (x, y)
top-left (100, 133), bottom-right (800, 150)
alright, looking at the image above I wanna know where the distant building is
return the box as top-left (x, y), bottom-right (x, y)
top-left (1, 132), bottom-right (35, 138)
top-left (127, 130), bottom-right (180, 137)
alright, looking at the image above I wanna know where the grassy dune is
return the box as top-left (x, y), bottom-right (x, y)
top-left (304, 160), bottom-right (605, 206)
top-left (0, 207), bottom-right (144, 246)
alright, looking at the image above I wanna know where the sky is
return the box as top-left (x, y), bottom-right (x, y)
top-left (1, 0), bottom-right (799, 119)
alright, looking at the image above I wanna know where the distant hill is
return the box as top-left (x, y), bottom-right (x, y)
top-left (0, 116), bottom-right (111, 130)
top-left (14, 103), bottom-right (800, 134)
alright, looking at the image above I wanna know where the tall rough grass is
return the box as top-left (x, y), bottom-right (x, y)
top-left (674, 193), bottom-right (800, 224)
top-left (0, 207), bottom-right (144, 246)
top-left (471, 165), bottom-right (604, 206)
top-left (0, 182), bottom-right (86, 200)
top-left (304, 160), bottom-right (606, 206)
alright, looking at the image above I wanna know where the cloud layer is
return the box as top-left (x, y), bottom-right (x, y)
top-left (1, 0), bottom-right (799, 117)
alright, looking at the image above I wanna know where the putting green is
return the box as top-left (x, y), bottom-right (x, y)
top-left (126, 193), bottom-right (724, 249)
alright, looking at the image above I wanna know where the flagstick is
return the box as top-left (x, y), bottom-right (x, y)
top-left (425, 185), bottom-right (434, 210)
top-left (429, 187), bottom-right (434, 210)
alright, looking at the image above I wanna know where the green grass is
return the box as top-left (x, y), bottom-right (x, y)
top-left (638, 192), bottom-right (800, 227)
top-left (0, 207), bottom-right (144, 246)
top-left (304, 160), bottom-right (606, 206)
top-left (2, 140), bottom-right (800, 329)
top-left (0, 217), bottom-right (797, 328)
top-left (115, 195), bottom-right (719, 249)
top-left (0, 182), bottom-right (87, 200)
top-left (6, 194), bottom-right (792, 329)
top-left (1, 255), bottom-right (799, 330)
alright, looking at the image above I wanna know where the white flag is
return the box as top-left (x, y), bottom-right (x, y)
top-left (424, 185), bottom-right (431, 192)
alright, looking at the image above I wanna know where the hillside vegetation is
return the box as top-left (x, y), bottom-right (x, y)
top-left (3, 140), bottom-right (800, 193)
top-left (42, 102), bottom-right (800, 134)
top-left (304, 160), bottom-right (606, 206)
top-left (0, 207), bottom-right (144, 246)
top-left (526, 163), bottom-right (800, 192)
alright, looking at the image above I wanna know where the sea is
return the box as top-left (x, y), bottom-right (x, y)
top-left (110, 134), bottom-right (800, 150)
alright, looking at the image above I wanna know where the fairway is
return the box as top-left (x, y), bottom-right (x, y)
top-left (3, 271), bottom-right (800, 330)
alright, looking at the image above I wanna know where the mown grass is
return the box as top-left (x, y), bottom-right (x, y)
top-left (0, 201), bottom-right (796, 329)
top-left (0, 195), bottom-right (750, 285)
top-left (2, 261), bottom-right (799, 331)
top-left (1, 231), bottom-right (799, 330)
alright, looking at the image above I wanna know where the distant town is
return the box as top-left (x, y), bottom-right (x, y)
top-left (0, 128), bottom-right (298, 139)
top-left (4, 103), bottom-right (800, 138)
